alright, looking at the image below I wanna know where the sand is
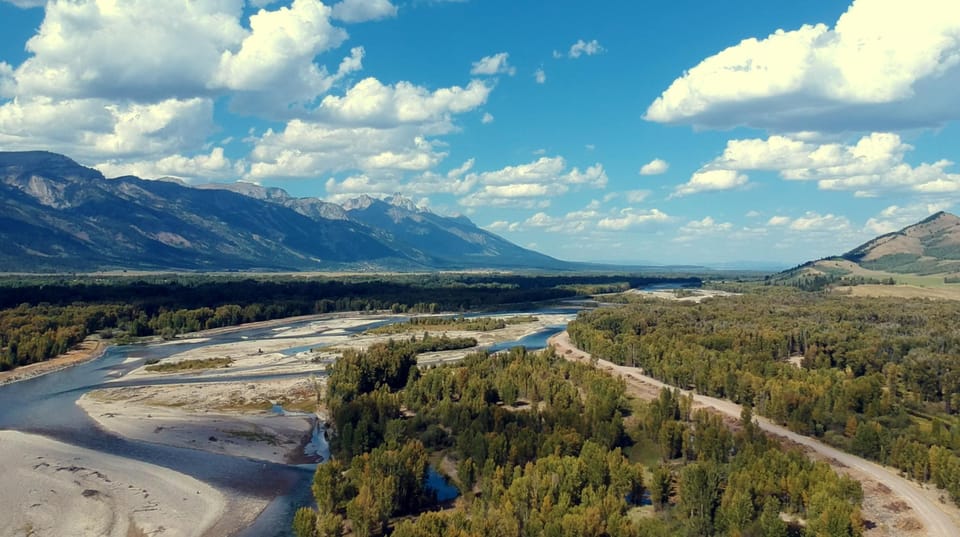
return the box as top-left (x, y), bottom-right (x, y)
top-left (79, 377), bottom-right (321, 465)
top-left (0, 430), bottom-right (225, 537)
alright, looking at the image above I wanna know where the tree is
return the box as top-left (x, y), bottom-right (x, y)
top-left (758, 496), bottom-right (786, 537)
top-left (293, 507), bottom-right (318, 537)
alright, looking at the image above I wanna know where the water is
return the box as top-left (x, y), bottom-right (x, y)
top-left (486, 324), bottom-right (567, 353)
top-left (425, 466), bottom-right (459, 502)
top-left (0, 305), bottom-right (577, 535)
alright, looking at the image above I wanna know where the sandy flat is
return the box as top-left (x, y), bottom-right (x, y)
top-left (0, 430), bottom-right (225, 537)
top-left (80, 377), bottom-right (321, 465)
top-left (626, 288), bottom-right (739, 303)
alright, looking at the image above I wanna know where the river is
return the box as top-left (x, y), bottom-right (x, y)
top-left (0, 305), bottom-right (580, 536)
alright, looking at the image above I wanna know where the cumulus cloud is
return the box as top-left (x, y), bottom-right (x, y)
top-left (482, 112), bottom-right (494, 124)
top-left (646, 0), bottom-right (960, 132)
top-left (456, 156), bottom-right (607, 208)
top-left (485, 220), bottom-right (517, 232)
top-left (14, 0), bottom-right (247, 101)
top-left (789, 212), bottom-right (851, 232)
top-left (534, 68), bottom-right (546, 84)
top-left (767, 216), bottom-right (791, 226)
top-left (331, 0), bottom-right (397, 22)
top-left (247, 74), bottom-right (492, 180)
top-left (248, 121), bottom-right (449, 179)
top-left (316, 77), bottom-right (491, 126)
top-left (597, 208), bottom-right (669, 230)
top-left (215, 0), bottom-right (352, 112)
top-left (700, 132), bottom-right (960, 197)
top-left (470, 52), bottom-right (516, 76)
top-left (671, 169), bottom-right (748, 197)
top-left (0, 96), bottom-right (215, 161)
top-left (555, 39), bottom-right (604, 59)
top-left (639, 158), bottom-right (669, 175)
top-left (95, 147), bottom-right (238, 181)
top-left (0, 0), bottom-right (387, 171)
top-left (625, 190), bottom-right (651, 203)
top-left (675, 216), bottom-right (734, 242)
top-left (0, 62), bottom-right (15, 98)
top-left (4, 1), bottom-right (46, 7)
top-left (864, 203), bottom-right (952, 234)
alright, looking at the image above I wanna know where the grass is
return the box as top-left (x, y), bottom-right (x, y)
top-left (366, 315), bottom-right (538, 335)
top-left (145, 357), bottom-right (233, 372)
top-left (226, 429), bottom-right (280, 446)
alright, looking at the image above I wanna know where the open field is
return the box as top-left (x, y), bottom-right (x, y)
top-left (835, 284), bottom-right (960, 300)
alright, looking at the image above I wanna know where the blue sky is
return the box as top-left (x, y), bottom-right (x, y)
top-left (1, 0), bottom-right (959, 267)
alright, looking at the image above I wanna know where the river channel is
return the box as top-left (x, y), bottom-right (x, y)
top-left (0, 305), bottom-right (580, 536)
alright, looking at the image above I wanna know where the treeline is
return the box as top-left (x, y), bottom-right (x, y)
top-left (297, 338), bottom-right (863, 536)
top-left (636, 389), bottom-right (864, 536)
top-left (366, 315), bottom-right (538, 335)
top-left (0, 273), bottom-right (691, 371)
top-left (568, 287), bottom-right (960, 504)
top-left (767, 273), bottom-right (896, 292)
top-left (298, 343), bottom-right (646, 536)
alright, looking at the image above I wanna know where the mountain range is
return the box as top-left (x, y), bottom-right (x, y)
top-left (0, 151), bottom-right (570, 272)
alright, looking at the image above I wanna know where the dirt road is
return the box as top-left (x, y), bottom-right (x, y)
top-left (549, 331), bottom-right (960, 537)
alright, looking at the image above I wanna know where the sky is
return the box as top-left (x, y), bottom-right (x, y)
top-left (1, 0), bottom-right (960, 268)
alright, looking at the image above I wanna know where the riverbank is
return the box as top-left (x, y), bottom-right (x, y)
top-left (82, 312), bottom-right (571, 466)
top-left (0, 430), bottom-right (225, 537)
top-left (0, 337), bottom-right (107, 386)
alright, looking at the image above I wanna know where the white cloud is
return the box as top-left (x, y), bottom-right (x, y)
top-left (534, 68), bottom-right (546, 84)
top-left (0, 0), bottom-right (382, 171)
top-left (4, 1), bottom-right (45, 7)
top-left (13, 1), bottom-right (246, 101)
top-left (558, 39), bottom-right (604, 59)
top-left (625, 190), bottom-right (650, 203)
top-left (789, 212), bottom-right (850, 232)
top-left (456, 156), bottom-right (606, 208)
top-left (447, 158), bottom-right (474, 178)
top-left (675, 216), bottom-right (734, 242)
top-left (701, 132), bottom-right (960, 196)
top-left (316, 77), bottom-right (491, 126)
top-left (331, 0), bottom-right (397, 22)
top-left (0, 62), bottom-right (14, 98)
top-left (864, 203), bottom-right (952, 234)
top-left (470, 52), bottom-right (516, 76)
top-left (767, 216), bottom-right (791, 226)
top-left (646, 1), bottom-right (960, 131)
top-left (0, 96), bottom-right (215, 161)
top-left (324, 174), bottom-right (399, 201)
top-left (671, 169), bottom-right (748, 197)
top-left (482, 112), bottom-right (494, 124)
top-left (486, 220), bottom-right (518, 232)
top-left (597, 208), bottom-right (669, 230)
top-left (95, 147), bottom-right (237, 181)
top-left (248, 120), bottom-right (448, 179)
top-left (215, 0), bottom-right (350, 111)
top-left (639, 158), bottom-right (669, 175)
top-left (745, 210), bottom-right (762, 218)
